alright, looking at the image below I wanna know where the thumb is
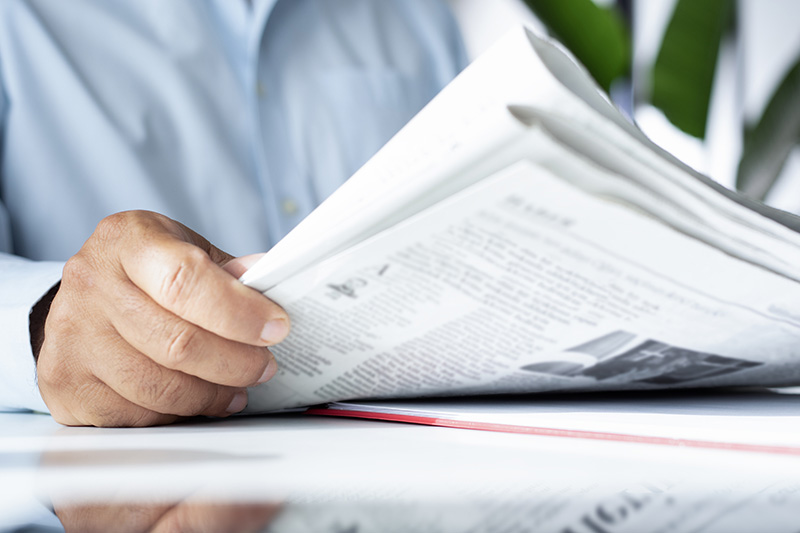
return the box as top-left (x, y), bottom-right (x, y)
top-left (222, 253), bottom-right (267, 279)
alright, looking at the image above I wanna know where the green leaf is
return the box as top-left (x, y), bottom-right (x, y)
top-left (737, 56), bottom-right (800, 199)
top-left (651, 0), bottom-right (734, 139)
top-left (523, 0), bottom-right (630, 91)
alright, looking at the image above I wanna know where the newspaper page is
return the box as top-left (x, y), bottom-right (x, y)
top-left (513, 106), bottom-right (800, 281)
top-left (245, 148), bottom-right (800, 413)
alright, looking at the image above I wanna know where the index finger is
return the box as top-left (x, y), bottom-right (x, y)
top-left (122, 237), bottom-right (289, 346)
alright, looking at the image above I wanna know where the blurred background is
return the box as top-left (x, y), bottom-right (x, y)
top-left (448, 0), bottom-right (800, 212)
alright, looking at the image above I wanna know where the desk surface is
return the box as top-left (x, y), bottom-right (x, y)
top-left (3, 403), bottom-right (800, 532)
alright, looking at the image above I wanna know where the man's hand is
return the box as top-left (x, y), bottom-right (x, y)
top-left (34, 211), bottom-right (289, 427)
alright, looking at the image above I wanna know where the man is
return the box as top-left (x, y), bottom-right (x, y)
top-left (0, 0), bottom-right (467, 426)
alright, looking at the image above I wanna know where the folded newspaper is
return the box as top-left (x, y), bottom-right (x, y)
top-left (239, 26), bottom-right (800, 413)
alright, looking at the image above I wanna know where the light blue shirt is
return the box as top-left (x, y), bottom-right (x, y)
top-left (0, 0), bottom-right (467, 411)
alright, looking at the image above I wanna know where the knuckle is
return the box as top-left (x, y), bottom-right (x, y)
top-left (93, 211), bottom-right (132, 241)
top-left (39, 392), bottom-right (77, 426)
top-left (165, 324), bottom-right (199, 368)
top-left (61, 253), bottom-right (97, 291)
top-left (73, 382), bottom-right (121, 427)
top-left (36, 349), bottom-right (63, 389)
top-left (158, 248), bottom-right (208, 311)
top-left (37, 343), bottom-right (81, 398)
top-left (93, 211), bottom-right (163, 254)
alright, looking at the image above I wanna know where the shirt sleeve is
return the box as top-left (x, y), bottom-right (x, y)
top-left (0, 69), bottom-right (62, 413)
top-left (0, 254), bottom-right (62, 413)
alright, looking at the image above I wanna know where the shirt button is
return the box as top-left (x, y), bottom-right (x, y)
top-left (256, 82), bottom-right (267, 98)
top-left (281, 198), bottom-right (299, 216)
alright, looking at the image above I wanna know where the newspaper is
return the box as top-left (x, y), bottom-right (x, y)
top-left (241, 26), bottom-right (800, 413)
top-left (266, 480), bottom-right (800, 533)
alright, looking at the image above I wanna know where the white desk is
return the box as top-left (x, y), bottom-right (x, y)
top-left (3, 402), bottom-right (800, 532)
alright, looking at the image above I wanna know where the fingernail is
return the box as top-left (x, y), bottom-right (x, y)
top-left (256, 357), bottom-right (279, 384)
top-left (261, 319), bottom-right (289, 344)
top-left (225, 391), bottom-right (248, 414)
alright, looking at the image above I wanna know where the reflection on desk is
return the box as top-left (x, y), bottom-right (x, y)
top-left (3, 390), bottom-right (800, 532)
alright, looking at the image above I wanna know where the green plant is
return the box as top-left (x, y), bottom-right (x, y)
top-left (524, 0), bottom-right (800, 200)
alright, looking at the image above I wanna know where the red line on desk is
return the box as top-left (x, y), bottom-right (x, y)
top-left (305, 408), bottom-right (800, 457)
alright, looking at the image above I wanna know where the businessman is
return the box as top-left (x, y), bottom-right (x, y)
top-left (0, 0), bottom-right (467, 426)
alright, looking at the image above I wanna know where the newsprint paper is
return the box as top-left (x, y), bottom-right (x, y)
top-left (241, 26), bottom-right (800, 413)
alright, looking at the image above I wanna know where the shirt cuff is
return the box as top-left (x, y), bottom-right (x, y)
top-left (0, 254), bottom-right (63, 413)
